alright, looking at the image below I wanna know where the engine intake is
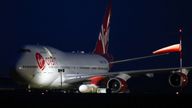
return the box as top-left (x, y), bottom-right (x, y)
top-left (107, 78), bottom-right (127, 93)
top-left (169, 72), bottom-right (188, 88)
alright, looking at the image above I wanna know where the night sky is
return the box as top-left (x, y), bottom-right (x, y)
top-left (1, 0), bottom-right (192, 94)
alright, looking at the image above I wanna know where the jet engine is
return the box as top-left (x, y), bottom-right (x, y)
top-left (106, 78), bottom-right (128, 93)
top-left (169, 72), bottom-right (188, 88)
top-left (79, 74), bottom-right (130, 93)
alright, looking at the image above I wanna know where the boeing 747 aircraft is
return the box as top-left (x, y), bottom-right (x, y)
top-left (12, 0), bottom-right (191, 93)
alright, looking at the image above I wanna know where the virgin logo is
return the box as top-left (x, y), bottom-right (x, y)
top-left (35, 52), bottom-right (45, 70)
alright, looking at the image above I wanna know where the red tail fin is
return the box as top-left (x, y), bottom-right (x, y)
top-left (93, 0), bottom-right (112, 55)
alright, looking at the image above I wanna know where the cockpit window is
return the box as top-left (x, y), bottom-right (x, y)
top-left (19, 48), bottom-right (31, 53)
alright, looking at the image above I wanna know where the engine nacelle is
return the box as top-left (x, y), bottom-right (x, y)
top-left (169, 72), bottom-right (188, 88)
top-left (107, 78), bottom-right (128, 93)
top-left (79, 84), bottom-right (98, 93)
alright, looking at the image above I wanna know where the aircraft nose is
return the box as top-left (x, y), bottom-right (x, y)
top-left (13, 54), bottom-right (30, 82)
top-left (15, 47), bottom-right (32, 74)
top-left (15, 59), bottom-right (24, 78)
top-left (8, 62), bottom-right (23, 82)
top-left (16, 65), bottom-right (23, 73)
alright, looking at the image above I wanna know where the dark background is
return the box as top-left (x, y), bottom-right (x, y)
top-left (0, 0), bottom-right (192, 95)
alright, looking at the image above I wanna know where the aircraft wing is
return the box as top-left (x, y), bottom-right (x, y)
top-left (108, 67), bottom-right (191, 76)
top-left (64, 67), bottom-right (192, 83)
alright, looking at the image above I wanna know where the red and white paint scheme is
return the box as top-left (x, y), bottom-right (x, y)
top-left (14, 1), bottom-right (192, 93)
top-left (93, 0), bottom-right (111, 55)
top-left (35, 52), bottom-right (45, 71)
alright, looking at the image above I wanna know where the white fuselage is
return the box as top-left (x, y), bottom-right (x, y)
top-left (15, 45), bottom-right (109, 89)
